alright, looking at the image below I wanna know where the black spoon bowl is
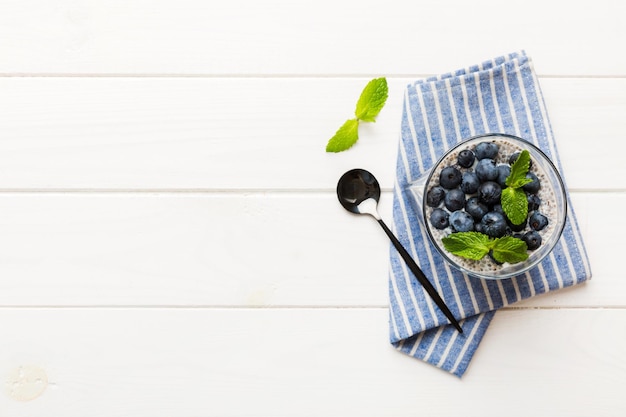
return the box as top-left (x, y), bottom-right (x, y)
top-left (337, 169), bottom-right (463, 333)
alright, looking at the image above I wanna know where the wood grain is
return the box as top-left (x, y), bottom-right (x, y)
top-left (0, 191), bottom-right (615, 307)
top-left (1, 308), bottom-right (624, 416)
top-left (0, 0), bottom-right (624, 75)
top-left (0, 78), bottom-right (624, 190)
top-left (0, 1), bottom-right (623, 414)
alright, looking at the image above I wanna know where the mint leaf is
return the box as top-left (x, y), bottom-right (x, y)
top-left (502, 149), bottom-right (533, 224)
top-left (442, 232), bottom-right (529, 264)
top-left (442, 232), bottom-right (492, 261)
top-left (491, 236), bottom-right (529, 263)
top-left (506, 150), bottom-right (531, 188)
top-left (325, 118), bottom-right (359, 152)
top-left (355, 77), bottom-right (388, 122)
top-left (501, 187), bottom-right (528, 225)
top-left (325, 77), bottom-right (388, 152)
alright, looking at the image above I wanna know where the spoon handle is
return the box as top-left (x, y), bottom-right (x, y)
top-left (377, 219), bottom-right (463, 333)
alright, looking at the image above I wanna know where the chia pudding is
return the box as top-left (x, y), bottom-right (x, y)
top-left (421, 134), bottom-right (567, 279)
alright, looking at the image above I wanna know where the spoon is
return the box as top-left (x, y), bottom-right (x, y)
top-left (337, 168), bottom-right (463, 333)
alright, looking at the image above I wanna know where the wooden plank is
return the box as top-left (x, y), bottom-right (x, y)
top-left (0, 78), bottom-right (624, 190)
top-left (0, 191), bottom-right (616, 307)
top-left (0, 0), bottom-right (624, 75)
top-left (541, 78), bottom-right (626, 190)
top-left (0, 308), bottom-right (624, 416)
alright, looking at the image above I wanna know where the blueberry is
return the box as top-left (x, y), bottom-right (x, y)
top-left (496, 164), bottom-right (511, 187)
top-left (426, 186), bottom-right (446, 207)
top-left (474, 141), bottom-right (499, 160)
top-left (475, 159), bottom-right (499, 182)
top-left (430, 208), bottom-right (449, 230)
top-left (513, 233), bottom-right (524, 240)
top-left (465, 197), bottom-right (488, 220)
top-left (475, 222), bottom-right (484, 233)
top-left (527, 194), bottom-right (541, 212)
top-left (444, 189), bottom-right (466, 212)
top-left (522, 231), bottom-right (542, 250)
top-left (460, 172), bottom-right (480, 194)
top-left (523, 172), bottom-right (541, 194)
top-left (439, 166), bottom-right (462, 189)
top-left (507, 216), bottom-right (527, 232)
top-left (457, 149), bottom-right (475, 168)
top-left (509, 151), bottom-right (533, 169)
top-left (478, 181), bottom-right (502, 205)
top-left (488, 250), bottom-right (503, 265)
top-left (449, 211), bottom-right (475, 232)
top-left (529, 212), bottom-right (549, 231)
top-left (492, 203), bottom-right (504, 214)
top-left (480, 212), bottom-right (508, 238)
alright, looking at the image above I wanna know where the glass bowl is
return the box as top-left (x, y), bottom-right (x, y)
top-left (407, 133), bottom-right (567, 279)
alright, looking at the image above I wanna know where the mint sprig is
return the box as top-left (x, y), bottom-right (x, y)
top-left (355, 77), bottom-right (389, 122)
top-left (325, 119), bottom-right (359, 153)
top-left (326, 77), bottom-right (388, 152)
top-left (491, 236), bottom-right (529, 264)
top-left (501, 150), bottom-right (534, 225)
top-left (442, 232), bottom-right (529, 264)
top-left (441, 231), bottom-right (491, 261)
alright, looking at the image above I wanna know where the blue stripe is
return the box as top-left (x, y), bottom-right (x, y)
top-left (399, 97), bottom-right (420, 184)
top-left (450, 311), bottom-right (496, 377)
top-left (519, 61), bottom-right (551, 150)
top-left (514, 274), bottom-right (533, 300)
top-left (394, 335), bottom-right (416, 355)
top-left (462, 73), bottom-right (487, 134)
top-left (426, 326), bottom-right (456, 365)
top-left (392, 196), bottom-right (435, 331)
top-left (388, 278), bottom-right (409, 341)
top-left (478, 68), bottom-right (501, 132)
top-left (389, 243), bottom-right (425, 334)
top-left (447, 76), bottom-right (473, 139)
top-left (399, 189), bottom-right (447, 328)
top-left (407, 85), bottom-right (435, 172)
top-left (538, 248), bottom-right (561, 291)
top-left (449, 272), bottom-right (479, 318)
top-left (483, 279), bottom-right (505, 307)
top-left (550, 229), bottom-right (575, 288)
top-left (563, 207), bottom-right (591, 281)
top-left (494, 55), bottom-right (507, 66)
top-left (419, 83), bottom-right (446, 160)
top-left (461, 275), bottom-right (490, 313)
top-left (491, 65), bottom-right (517, 134)
top-left (437, 314), bottom-right (483, 372)
top-left (481, 60), bottom-right (495, 71)
top-left (527, 267), bottom-right (546, 294)
top-left (412, 327), bottom-right (440, 359)
top-left (498, 279), bottom-right (519, 305)
top-left (434, 82), bottom-right (461, 147)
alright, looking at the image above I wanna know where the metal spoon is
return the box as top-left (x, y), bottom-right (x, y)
top-left (337, 168), bottom-right (463, 333)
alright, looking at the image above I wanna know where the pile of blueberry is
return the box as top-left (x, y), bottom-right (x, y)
top-left (427, 141), bottom-right (549, 258)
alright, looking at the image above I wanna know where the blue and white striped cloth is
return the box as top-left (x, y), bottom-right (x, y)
top-left (389, 51), bottom-right (592, 377)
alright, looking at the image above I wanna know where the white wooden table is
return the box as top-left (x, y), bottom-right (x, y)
top-left (0, 1), bottom-right (625, 415)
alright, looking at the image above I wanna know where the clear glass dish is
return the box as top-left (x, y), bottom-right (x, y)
top-left (407, 133), bottom-right (567, 279)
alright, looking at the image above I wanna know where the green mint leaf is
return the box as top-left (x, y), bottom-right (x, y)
top-left (355, 77), bottom-right (388, 122)
top-left (514, 177), bottom-right (534, 189)
top-left (491, 236), bottom-right (529, 264)
top-left (442, 232), bottom-right (492, 261)
top-left (501, 187), bottom-right (528, 225)
top-left (326, 118), bottom-right (360, 152)
top-left (505, 150), bottom-right (531, 188)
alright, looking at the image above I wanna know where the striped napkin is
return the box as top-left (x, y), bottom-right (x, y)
top-left (389, 51), bottom-right (592, 377)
